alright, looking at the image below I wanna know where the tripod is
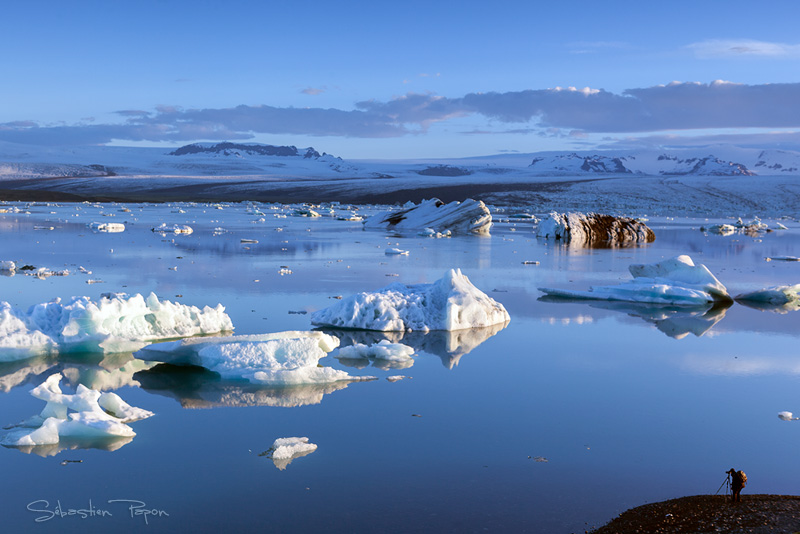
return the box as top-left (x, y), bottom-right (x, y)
top-left (715, 473), bottom-right (731, 500)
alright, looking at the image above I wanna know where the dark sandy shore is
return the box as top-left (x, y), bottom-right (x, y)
top-left (590, 495), bottom-right (800, 534)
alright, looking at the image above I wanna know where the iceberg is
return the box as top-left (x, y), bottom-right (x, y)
top-left (264, 437), bottom-right (317, 470)
top-left (363, 198), bottom-right (492, 235)
top-left (735, 285), bottom-right (800, 312)
top-left (151, 223), bottom-right (193, 234)
top-left (135, 331), bottom-right (374, 385)
top-left (310, 269), bottom-right (510, 332)
top-left (0, 292), bottom-right (233, 360)
top-left (1, 373), bottom-right (153, 448)
top-left (89, 222), bottom-right (125, 232)
top-left (536, 212), bottom-right (655, 246)
top-left (539, 255), bottom-right (732, 305)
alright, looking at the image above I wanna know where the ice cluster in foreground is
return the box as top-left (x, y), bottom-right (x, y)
top-left (267, 437), bottom-right (317, 470)
top-left (135, 331), bottom-right (375, 385)
top-left (363, 198), bottom-right (492, 235)
top-left (1, 373), bottom-right (153, 447)
top-left (311, 268), bottom-right (510, 331)
top-left (0, 292), bottom-right (233, 360)
top-left (536, 212), bottom-right (655, 246)
top-left (539, 255), bottom-right (732, 305)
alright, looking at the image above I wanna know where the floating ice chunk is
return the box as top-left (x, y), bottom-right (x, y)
top-left (536, 212), bottom-right (655, 246)
top-left (151, 223), bottom-right (193, 234)
top-left (539, 255), bottom-right (732, 305)
top-left (89, 222), bottom-right (125, 232)
top-left (291, 208), bottom-right (320, 217)
top-left (337, 340), bottom-right (415, 361)
top-left (364, 198), bottom-right (491, 235)
top-left (766, 256), bottom-right (800, 262)
top-left (0, 261), bottom-right (15, 272)
top-left (267, 437), bottom-right (317, 470)
top-left (311, 268), bottom-right (510, 332)
top-left (703, 224), bottom-right (735, 236)
top-left (1, 373), bottom-right (152, 447)
top-left (778, 411), bottom-right (798, 421)
top-left (136, 331), bottom-right (373, 385)
top-left (735, 285), bottom-right (800, 313)
top-left (0, 293), bottom-right (233, 360)
top-left (775, 222), bottom-right (788, 230)
top-left (385, 248), bottom-right (409, 255)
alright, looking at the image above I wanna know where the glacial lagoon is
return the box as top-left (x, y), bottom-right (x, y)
top-left (0, 202), bottom-right (799, 533)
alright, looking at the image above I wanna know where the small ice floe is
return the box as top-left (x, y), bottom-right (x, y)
top-left (240, 239), bottom-right (258, 244)
top-left (88, 222), bottom-right (125, 233)
top-left (521, 261), bottom-right (540, 265)
top-left (151, 223), bottom-right (193, 234)
top-left (418, 227), bottom-right (451, 238)
top-left (775, 222), bottom-right (789, 230)
top-left (539, 255), bottom-right (732, 305)
top-left (702, 224), bottom-right (736, 236)
top-left (135, 331), bottom-right (375, 385)
top-left (336, 340), bottom-right (416, 370)
top-left (34, 226), bottom-right (55, 231)
top-left (336, 214), bottom-right (363, 221)
top-left (766, 256), bottom-right (800, 262)
top-left (311, 268), bottom-right (510, 332)
top-left (291, 208), bottom-right (320, 217)
top-left (536, 212), bottom-right (655, 246)
top-left (1, 373), bottom-right (153, 448)
top-left (0, 261), bottom-right (15, 273)
top-left (279, 267), bottom-right (293, 275)
top-left (778, 411), bottom-right (799, 421)
top-left (0, 292), bottom-right (233, 360)
top-left (78, 266), bottom-right (91, 274)
top-left (263, 437), bottom-right (317, 470)
top-left (364, 198), bottom-right (492, 235)
top-left (387, 375), bottom-right (408, 382)
top-left (385, 248), bottom-right (409, 255)
top-left (735, 285), bottom-right (800, 312)
top-left (25, 267), bottom-right (70, 279)
top-left (85, 279), bottom-right (104, 284)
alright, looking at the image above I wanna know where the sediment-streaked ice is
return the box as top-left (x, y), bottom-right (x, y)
top-left (363, 198), bottom-right (492, 235)
top-left (135, 331), bottom-right (374, 385)
top-left (1, 373), bottom-right (153, 447)
top-left (0, 292), bottom-right (233, 360)
top-left (539, 255), bottom-right (732, 305)
top-left (311, 268), bottom-right (510, 332)
top-left (536, 212), bottom-right (654, 245)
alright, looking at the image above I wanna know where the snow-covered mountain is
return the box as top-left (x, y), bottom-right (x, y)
top-left (527, 152), bottom-right (756, 176)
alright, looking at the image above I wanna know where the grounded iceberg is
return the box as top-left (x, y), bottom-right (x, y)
top-left (363, 198), bottom-right (492, 235)
top-left (536, 212), bottom-right (655, 246)
top-left (135, 331), bottom-right (374, 385)
top-left (0, 293), bottom-right (233, 360)
top-left (1, 373), bottom-right (153, 448)
top-left (539, 255), bottom-right (732, 305)
top-left (310, 268), bottom-right (510, 332)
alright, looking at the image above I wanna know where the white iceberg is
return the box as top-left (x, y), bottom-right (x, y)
top-left (778, 411), bottom-right (799, 421)
top-left (0, 292), bottom-right (233, 360)
top-left (89, 222), bottom-right (125, 232)
top-left (151, 223), bottom-right (193, 234)
top-left (363, 198), bottom-right (491, 235)
top-left (135, 331), bottom-right (374, 385)
top-left (539, 255), bottom-right (732, 305)
top-left (735, 285), bottom-right (800, 305)
top-left (266, 437), bottom-right (317, 470)
top-left (0, 261), bottom-right (15, 272)
top-left (311, 268), bottom-right (510, 332)
top-left (536, 212), bottom-right (655, 246)
top-left (1, 373), bottom-right (153, 447)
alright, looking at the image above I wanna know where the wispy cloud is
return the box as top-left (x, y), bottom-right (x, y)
top-left (687, 39), bottom-right (800, 58)
top-left (3, 81), bottom-right (800, 145)
top-left (301, 87), bottom-right (325, 96)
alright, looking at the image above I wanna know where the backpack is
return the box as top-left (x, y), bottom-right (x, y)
top-left (735, 470), bottom-right (747, 487)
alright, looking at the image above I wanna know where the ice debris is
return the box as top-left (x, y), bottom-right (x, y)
top-left (0, 292), bottom-right (233, 360)
top-left (363, 198), bottom-right (491, 235)
top-left (135, 331), bottom-right (375, 385)
top-left (539, 255), bottom-right (732, 305)
top-left (385, 248), bottom-right (409, 255)
top-left (89, 222), bottom-right (125, 232)
top-left (778, 411), bottom-right (799, 421)
top-left (311, 268), bottom-right (510, 332)
top-left (735, 285), bottom-right (800, 305)
top-left (336, 340), bottom-right (415, 370)
top-left (151, 223), bottom-right (193, 234)
top-left (536, 212), bottom-right (655, 246)
top-left (1, 373), bottom-right (153, 447)
top-left (0, 261), bottom-right (16, 272)
top-left (265, 437), bottom-right (317, 470)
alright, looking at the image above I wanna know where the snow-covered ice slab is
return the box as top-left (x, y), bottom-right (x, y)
top-left (363, 198), bottom-right (492, 235)
top-left (266, 437), bottom-right (317, 470)
top-left (0, 292), bottom-right (233, 360)
top-left (536, 212), bottom-right (655, 246)
top-left (135, 331), bottom-right (374, 385)
top-left (311, 268), bottom-right (510, 332)
top-left (539, 255), bottom-right (732, 305)
top-left (1, 373), bottom-right (153, 448)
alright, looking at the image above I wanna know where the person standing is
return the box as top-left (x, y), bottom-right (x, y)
top-left (727, 468), bottom-right (747, 503)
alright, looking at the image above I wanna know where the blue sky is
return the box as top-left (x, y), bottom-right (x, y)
top-left (2, 0), bottom-right (800, 158)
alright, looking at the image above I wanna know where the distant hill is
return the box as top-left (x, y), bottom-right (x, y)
top-left (528, 152), bottom-right (756, 176)
top-left (168, 142), bottom-right (323, 159)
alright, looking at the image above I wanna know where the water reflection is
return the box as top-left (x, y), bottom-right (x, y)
top-left (539, 296), bottom-right (731, 339)
top-left (734, 299), bottom-right (800, 314)
top-left (134, 364), bottom-right (355, 408)
top-left (3, 436), bottom-right (134, 457)
top-left (319, 321), bottom-right (509, 369)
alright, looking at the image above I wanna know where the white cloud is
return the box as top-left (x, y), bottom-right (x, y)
top-left (687, 39), bottom-right (800, 58)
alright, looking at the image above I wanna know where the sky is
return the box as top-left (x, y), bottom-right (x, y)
top-left (2, 0), bottom-right (800, 159)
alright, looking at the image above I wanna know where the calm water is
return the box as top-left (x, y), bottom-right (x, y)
top-left (0, 202), bottom-right (799, 533)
